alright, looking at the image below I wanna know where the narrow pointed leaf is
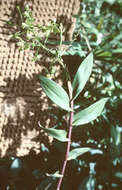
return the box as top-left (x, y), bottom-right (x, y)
top-left (73, 98), bottom-right (109, 126)
top-left (39, 124), bottom-right (69, 142)
top-left (39, 75), bottom-right (71, 111)
top-left (68, 147), bottom-right (90, 160)
top-left (72, 53), bottom-right (93, 100)
top-left (11, 158), bottom-right (22, 169)
top-left (46, 171), bottom-right (63, 178)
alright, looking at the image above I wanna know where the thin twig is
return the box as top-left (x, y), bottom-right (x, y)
top-left (82, 27), bottom-right (92, 52)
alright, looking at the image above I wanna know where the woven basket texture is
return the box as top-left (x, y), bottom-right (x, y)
top-left (0, 0), bottom-right (80, 157)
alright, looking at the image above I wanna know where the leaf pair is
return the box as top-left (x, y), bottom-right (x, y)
top-left (39, 53), bottom-right (108, 127)
top-left (39, 123), bottom-right (94, 161)
top-left (39, 53), bottom-right (93, 111)
top-left (38, 53), bottom-right (108, 160)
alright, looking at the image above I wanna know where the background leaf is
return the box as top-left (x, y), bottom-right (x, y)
top-left (72, 52), bottom-right (93, 100)
top-left (11, 158), bottom-right (22, 169)
top-left (68, 147), bottom-right (90, 160)
top-left (39, 75), bottom-right (71, 111)
top-left (73, 98), bottom-right (109, 126)
top-left (46, 171), bottom-right (63, 178)
top-left (39, 124), bottom-right (69, 142)
top-left (78, 175), bottom-right (96, 190)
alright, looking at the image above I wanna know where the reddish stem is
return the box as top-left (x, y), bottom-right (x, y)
top-left (56, 81), bottom-right (74, 190)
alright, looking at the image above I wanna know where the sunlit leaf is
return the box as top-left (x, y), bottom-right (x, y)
top-left (89, 149), bottom-right (103, 155)
top-left (112, 48), bottom-right (122, 54)
top-left (11, 158), bottom-right (22, 169)
top-left (72, 52), bottom-right (93, 100)
top-left (95, 51), bottom-right (112, 57)
top-left (46, 171), bottom-right (63, 178)
top-left (10, 158), bottom-right (23, 177)
top-left (39, 123), bottom-right (69, 142)
top-left (110, 125), bottom-right (122, 159)
top-left (111, 125), bottom-right (121, 146)
top-left (39, 75), bottom-right (71, 111)
top-left (68, 147), bottom-right (90, 160)
top-left (40, 143), bottom-right (49, 152)
top-left (73, 98), bottom-right (109, 126)
top-left (115, 172), bottom-right (122, 180)
top-left (104, 0), bottom-right (116, 5)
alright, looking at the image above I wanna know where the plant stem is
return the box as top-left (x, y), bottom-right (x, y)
top-left (82, 27), bottom-right (92, 52)
top-left (17, 6), bottom-right (23, 22)
top-left (56, 81), bottom-right (74, 190)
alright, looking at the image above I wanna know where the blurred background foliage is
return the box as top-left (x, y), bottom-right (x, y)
top-left (61, 0), bottom-right (122, 189)
top-left (0, 0), bottom-right (122, 189)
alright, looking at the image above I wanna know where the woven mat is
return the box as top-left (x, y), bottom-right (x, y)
top-left (0, 0), bottom-right (80, 157)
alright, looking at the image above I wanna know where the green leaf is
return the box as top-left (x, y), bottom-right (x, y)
top-left (115, 172), bottom-right (122, 180)
top-left (104, 0), bottom-right (116, 5)
top-left (63, 43), bottom-right (85, 57)
top-left (68, 147), bottom-right (90, 160)
top-left (73, 98), bottom-right (109, 126)
top-left (11, 158), bottom-right (22, 169)
top-left (112, 48), bottom-right (122, 54)
top-left (110, 125), bottom-right (122, 157)
top-left (78, 175), bottom-right (96, 190)
top-left (72, 53), bottom-right (93, 100)
top-left (39, 75), bottom-right (71, 111)
top-left (39, 124), bottom-right (69, 142)
top-left (46, 171), bottom-right (63, 178)
top-left (95, 51), bottom-right (112, 57)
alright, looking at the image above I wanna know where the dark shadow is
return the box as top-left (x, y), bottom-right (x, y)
top-left (62, 54), bottom-right (82, 81)
top-left (56, 15), bottom-right (74, 41)
top-left (0, 72), bottom-right (67, 157)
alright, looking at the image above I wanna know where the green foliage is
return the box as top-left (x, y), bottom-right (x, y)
top-left (73, 98), bottom-right (108, 126)
top-left (110, 125), bottom-right (122, 165)
top-left (68, 147), bottom-right (91, 161)
top-left (39, 75), bottom-right (71, 111)
top-left (39, 52), bottom-right (108, 190)
top-left (10, 5), bottom-right (63, 70)
top-left (3, 1), bottom-right (122, 190)
top-left (39, 124), bottom-right (69, 142)
top-left (71, 1), bottom-right (122, 189)
top-left (72, 52), bottom-right (93, 100)
top-left (78, 175), bottom-right (96, 190)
